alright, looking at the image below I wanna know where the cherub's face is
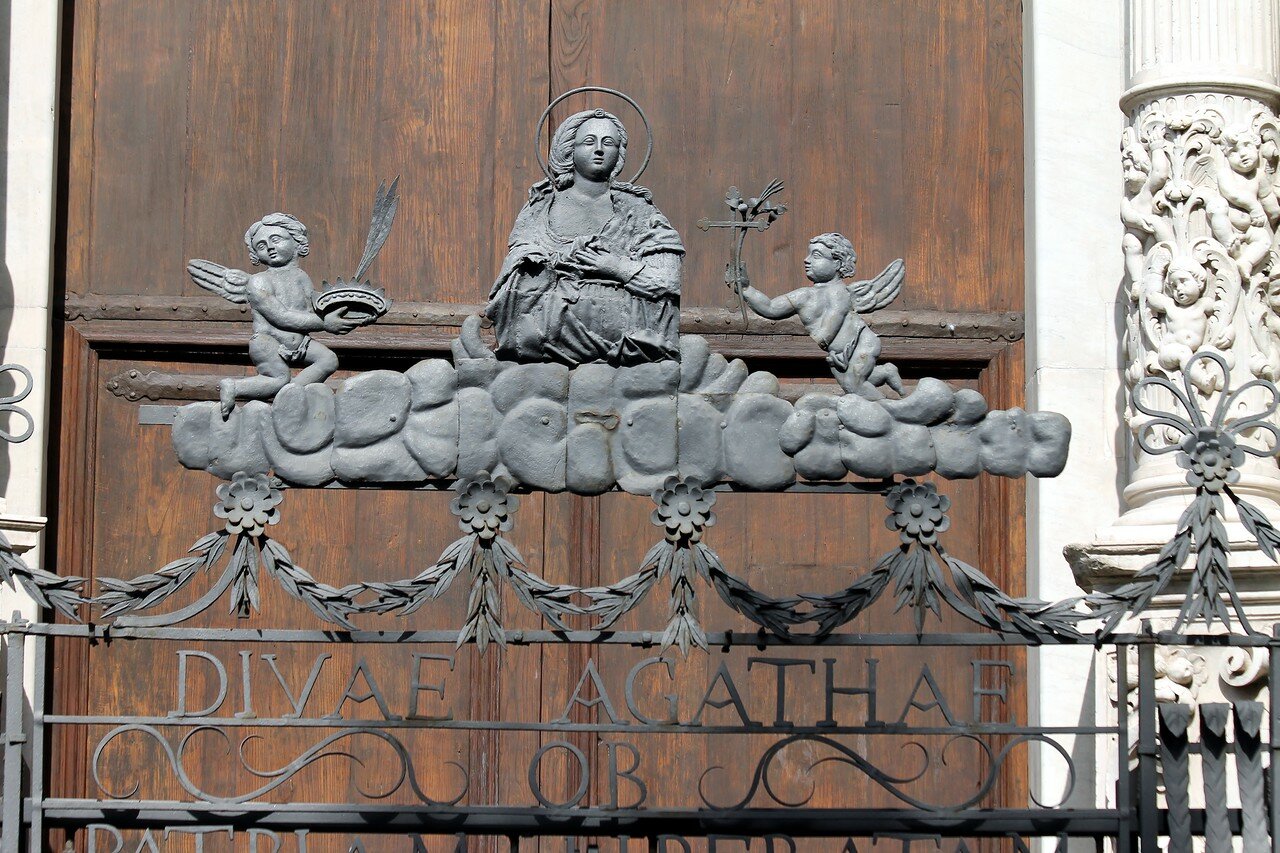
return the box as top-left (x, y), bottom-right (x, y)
top-left (572, 117), bottom-right (621, 183)
top-left (1267, 279), bottom-right (1280, 310)
top-left (1169, 270), bottom-right (1205, 306)
top-left (1229, 138), bottom-right (1260, 172)
top-left (1121, 148), bottom-right (1148, 185)
top-left (805, 243), bottom-right (841, 283)
top-left (252, 225), bottom-right (299, 267)
top-left (1164, 656), bottom-right (1194, 684)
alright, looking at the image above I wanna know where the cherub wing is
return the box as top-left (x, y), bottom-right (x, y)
top-left (847, 258), bottom-right (905, 313)
top-left (186, 258), bottom-right (248, 304)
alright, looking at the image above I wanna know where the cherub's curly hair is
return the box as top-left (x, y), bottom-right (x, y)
top-left (244, 213), bottom-right (310, 266)
top-left (548, 109), bottom-right (629, 190)
top-left (810, 232), bottom-right (858, 279)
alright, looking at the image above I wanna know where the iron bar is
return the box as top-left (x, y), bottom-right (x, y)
top-left (1136, 641), bottom-right (1158, 853)
top-left (37, 802), bottom-right (1128, 837)
top-left (27, 636), bottom-right (45, 853)
top-left (1272, 626), bottom-right (1280, 853)
top-left (1158, 704), bottom-right (1192, 853)
top-left (9, 621), bottom-right (1279, 647)
top-left (42, 714), bottom-right (1118, 736)
top-left (2, 627), bottom-right (25, 852)
top-left (1116, 643), bottom-right (1133, 853)
top-left (1233, 702), bottom-right (1268, 853)
top-left (1201, 704), bottom-right (1232, 853)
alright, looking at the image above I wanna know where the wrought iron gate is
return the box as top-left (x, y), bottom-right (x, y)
top-left (1, 619), bottom-right (1276, 851)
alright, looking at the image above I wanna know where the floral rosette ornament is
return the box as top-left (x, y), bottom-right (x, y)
top-left (885, 481), bottom-right (950, 546)
top-left (365, 471), bottom-right (580, 652)
top-left (651, 476), bottom-right (717, 543)
top-left (214, 472), bottom-right (283, 537)
top-left (93, 470), bottom-right (361, 627)
top-left (585, 476), bottom-right (802, 655)
top-left (451, 472), bottom-right (518, 541)
top-left (803, 478), bottom-right (1086, 639)
top-left (1090, 351), bottom-right (1280, 634)
top-left (1177, 427), bottom-right (1244, 493)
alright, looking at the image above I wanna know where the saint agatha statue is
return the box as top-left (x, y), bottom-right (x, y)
top-left (486, 107), bottom-right (683, 365)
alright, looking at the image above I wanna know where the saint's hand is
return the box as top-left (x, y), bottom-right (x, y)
top-left (570, 245), bottom-right (643, 282)
top-left (322, 307), bottom-right (362, 335)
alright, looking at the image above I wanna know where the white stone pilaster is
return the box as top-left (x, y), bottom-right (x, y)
top-left (1068, 0), bottom-right (1280, 593)
top-left (0, 0), bottom-right (61, 623)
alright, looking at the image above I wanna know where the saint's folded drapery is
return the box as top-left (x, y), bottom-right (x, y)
top-left (486, 109), bottom-right (683, 365)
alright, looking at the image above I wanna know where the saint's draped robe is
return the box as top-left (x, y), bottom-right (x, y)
top-left (486, 181), bottom-right (683, 365)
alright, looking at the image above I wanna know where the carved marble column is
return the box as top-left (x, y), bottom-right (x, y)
top-left (1074, 0), bottom-right (1280, 580)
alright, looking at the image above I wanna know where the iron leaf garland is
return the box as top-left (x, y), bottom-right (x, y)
top-left (0, 529), bottom-right (86, 620)
top-left (802, 481), bottom-right (1087, 640)
top-left (363, 471), bottom-right (584, 649)
top-left (1087, 351), bottom-right (1280, 636)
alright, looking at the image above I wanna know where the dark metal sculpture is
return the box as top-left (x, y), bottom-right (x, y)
top-left (0, 363), bottom-right (34, 443)
top-left (1087, 350), bottom-right (1280, 634)
top-left (585, 476), bottom-right (802, 654)
top-left (187, 182), bottom-right (396, 418)
top-left (800, 480), bottom-right (1088, 639)
top-left (699, 179), bottom-right (787, 327)
top-left (94, 472), bottom-right (362, 627)
top-left (363, 471), bottom-right (581, 651)
top-left (717, 183), bottom-right (906, 398)
top-left (487, 89), bottom-right (681, 366)
top-left (0, 538), bottom-right (83, 620)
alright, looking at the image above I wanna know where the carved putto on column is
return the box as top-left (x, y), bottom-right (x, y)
top-left (1119, 109), bottom-right (1280, 398)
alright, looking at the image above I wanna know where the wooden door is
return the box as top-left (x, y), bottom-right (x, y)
top-left (49, 2), bottom-right (1025, 850)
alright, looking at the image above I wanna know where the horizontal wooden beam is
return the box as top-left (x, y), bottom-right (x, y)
top-left (65, 293), bottom-right (1023, 343)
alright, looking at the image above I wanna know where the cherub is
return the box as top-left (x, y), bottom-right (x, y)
top-left (1143, 254), bottom-right (1224, 394)
top-left (1120, 126), bottom-right (1173, 291)
top-left (729, 233), bottom-right (905, 397)
top-left (188, 213), bottom-right (363, 418)
top-left (1206, 127), bottom-right (1273, 281)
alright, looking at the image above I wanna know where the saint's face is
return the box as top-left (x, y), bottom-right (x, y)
top-left (572, 117), bottom-right (621, 182)
top-left (253, 225), bottom-right (299, 267)
top-left (805, 243), bottom-right (841, 283)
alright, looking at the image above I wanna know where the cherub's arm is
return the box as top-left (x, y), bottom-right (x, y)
top-left (247, 279), bottom-right (325, 334)
top-left (740, 284), bottom-right (801, 320)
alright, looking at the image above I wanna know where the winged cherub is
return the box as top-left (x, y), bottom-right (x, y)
top-left (730, 232), bottom-right (905, 397)
top-left (188, 213), bottom-right (363, 418)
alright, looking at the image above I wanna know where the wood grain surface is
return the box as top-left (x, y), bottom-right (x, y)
top-left (49, 2), bottom-right (1026, 851)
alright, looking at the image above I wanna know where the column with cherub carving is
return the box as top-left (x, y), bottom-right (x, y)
top-left (1103, 0), bottom-right (1280, 555)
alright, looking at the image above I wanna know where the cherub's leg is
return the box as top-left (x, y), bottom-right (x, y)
top-left (222, 335), bottom-right (290, 418)
top-left (1205, 195), bottom-right (1235, 249)
top-left (832, 364), bottom-right (883, 400)
top-left (868, 363), bottom-right (904, 395)
top-left (1239, 228), bottom-right (1271, 279)
top-left (293, 341), bottom-right (339, 386)
top-left (1122, 231), bottom-right (1147, 293)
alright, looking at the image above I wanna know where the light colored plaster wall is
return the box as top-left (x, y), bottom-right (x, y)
top-left (0, 0), bottom-right (60, 621)
top-left (1025, 0), bottom-right (1126, 810)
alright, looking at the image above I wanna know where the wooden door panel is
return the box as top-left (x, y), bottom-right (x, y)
top-left (548, 0), bottom-right (1023, 312)
top-left (73, 0), bottom-right (550, 305)
top-left (51, 1), bottom-right (1027, 848)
